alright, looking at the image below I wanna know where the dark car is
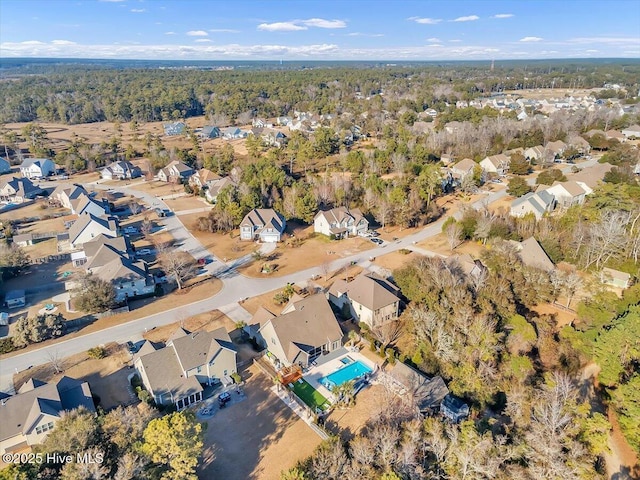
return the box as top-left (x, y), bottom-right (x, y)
top-left (126, 341), bottom-right (138, 354)
top-left (218, 391), bottom-right (231, 407)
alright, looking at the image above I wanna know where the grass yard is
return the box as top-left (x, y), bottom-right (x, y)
top-left (371, 250), bottom-right (420, 272)
top-left (290, 379), bottom-right (331, 412)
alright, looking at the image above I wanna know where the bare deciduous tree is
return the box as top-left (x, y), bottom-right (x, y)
top-left (157, 244), bottom-right (197, 290)
top-left (47, 349), bottom-right (64, 374)
top-left (445, 222), bottom-right (463, 251)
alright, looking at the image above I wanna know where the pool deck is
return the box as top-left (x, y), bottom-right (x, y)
top-left (303, 347), bottom-right (378, 401)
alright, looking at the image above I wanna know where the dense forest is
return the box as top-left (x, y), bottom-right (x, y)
top-left (0, 60), bottom-right (639, 124)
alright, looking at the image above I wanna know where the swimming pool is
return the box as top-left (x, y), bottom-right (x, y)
top-left (320, 360), bottom-right (372, 389)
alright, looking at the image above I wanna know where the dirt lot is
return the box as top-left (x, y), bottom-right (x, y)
top-left (532, 303), bottom-right (577, 329)
top-left (417, 233), bottom-right (486, 258)
top-left (372, 250), bottom-right (420, 272)
top-left (181, 213), bottom-right (257, 261)
top-left (163, 195), bottom-right (210, 213)
top-left (12, 342), bottom-right (134, 411)
top-left (199, 364), bottom-right (322, 480)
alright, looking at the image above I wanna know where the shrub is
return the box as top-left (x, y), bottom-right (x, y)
top-left (87, 346), bottom-right (107, 359)
top-left (399, 248), bottom-right (411, 255)
top-left (231, 372), bottom-right (242, 384)
top-left (0, 337), bottom-right (16, 354)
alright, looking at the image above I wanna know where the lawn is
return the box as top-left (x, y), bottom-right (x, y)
top-left (290, 379), bottom-right (331, 412)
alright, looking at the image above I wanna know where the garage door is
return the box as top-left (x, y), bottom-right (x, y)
top-left (261, 234), bottom-right (279, 243)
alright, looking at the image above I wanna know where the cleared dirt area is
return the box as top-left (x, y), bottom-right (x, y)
top-left (163, 194), bottom-right (210, 213)
top-left (181, 213), bottom-right (257, 261)
top-left (532, 303), bottom-right (577, 329)
top-left (199, 364), bottom-right (322, 480)
top-left (417, 233), bottom-right (486, 258)
top-left (12, 342), bottom-right (134, 411)
top-left (372, 250), bottom-right (420, 272)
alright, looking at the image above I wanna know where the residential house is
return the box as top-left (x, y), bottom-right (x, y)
top-left (605, 130), bottom-right (625, 142)
top-left (163, 121), bottom-right (186, 136)
top-left (88, 255), bottom-right (155, 303)
top-left (388, 362), bottom-right (449, 415)
top-left (134, 327), bottom-right (237, 410)
top-left (545, 140), bottom-right (568, 160)
top-left (262, 129), bottom-right (288, 147)
top-left (480, 154), bottom-right (510, 176)
top-left (446, 254), bottom-right (487, 280)
top-left (601, 267), bottom-right (631, 289)
top-left (53, 184), bottom-right (88, 210)
top-left (101, 161), bottom-right (142, 180)
top-left (621, 124), bottom-right (640, 139)
top-left (538, 180), bottom-right (592, 208)
top-left (441, 394), bottom-right (470, 423)
top-left (450, 158), bottom-right (477, 181)
top-left (157, 161), bottom-right (194, 183)
top-left (313, 207), bottom-right (368, 239)
top-left (189, 168), bottom-right (219, 189)
top-left (204, 176), bottom-right (235, 203)
top-left (4, 290), bottom-right (26, 309)
top-left (200, 126), bottom-right (220, 139)
top-left (239, 208), bottom-right (286, 242)
top-left (0, 377), bottom-right (95, 455)
top-left (221, 127), bottom-right (246, 140)
top-left (276, 116), bottom-right (292, 126)
top-left (0, 157), bottom-right (10, 174)
top-left (71, 233), bottom-right (132, 267)
top-left (328, 272), bottom-right (401, 329)
top-left (68, 212), bottom-right (119, 249)
top-left (510, 237), bottom-right (555, 272)
top-left (510, 190), bottom-right (555, 220)
top-left (20, 158), bottom-right (55, 179)
top-left (252, 118), bottom-right (269, 128)
top-left (524, 145), bottom-right (546, 162)
top-left (566, 135), bottom-right (591, 154)
top-left (0, 177), bottom-right (42, 203)
top-left (257, 294), bottom-right (343, 369)
top-left (69, 193), bottom-right (108, 217)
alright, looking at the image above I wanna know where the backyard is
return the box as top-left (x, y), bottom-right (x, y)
top-left (289, 379), bottom-right (331, 412)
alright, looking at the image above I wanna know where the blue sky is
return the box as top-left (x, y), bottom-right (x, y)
top-left (1, 0), bottom-right (639, 60)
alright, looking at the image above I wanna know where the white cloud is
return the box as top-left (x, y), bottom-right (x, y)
top-left (209, 29), bottom-right (240, 33)
top-left (131, 9), bottom-right (146, 13)
top-left (520, 36), bottom-right (543, 42)
top-left (195, 39), bottom-right (212, 43)
top-left (493, 14), bottom-right (514, 19)
top-left (165, 32), bottom-right (175, 35)
top-left (453, 15), bottom-right (479, 22)
top-left (347, 32), bottom-right (384, 37)
top-left (585, 49), bottom-right (599, 53)
top-left (51, 40), bottom-right (76, 45)
top-left (408, 16), bottom-right (442, 25)
top-left (258, 22), bottom-right (307, 32)
top-left (568, 36), bottom-right (640, 45)
top-left (186, 30), bottom-right (208, 36)
top-left (301, 18), bottom-right (346, 29)
top-left (427, 44), bottom-right (442, 48)
top-left (20, 40), bottom-right (46, 45)
top-left (449, 39), bottom-right (462, 43)
top-left (427, 37), bottom-right (441, 43)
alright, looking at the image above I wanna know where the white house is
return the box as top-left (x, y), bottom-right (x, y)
top-left (0, 377), bottom-right (95, 455)
top-left (20, 158), bottom-right (55, 179)
top-left (89, 256), bottom-right (155, 303)
top-left (204, 177), bottom-right (235, 203)
top-left (101, 161), bottom-right (142, 180)
top-left (257, 294), bottom-right (343, 369)
top-left (0, 177), bottom-right (42, 203)
top-left (239, 209), bottom-right (286, 242)
top-left (134, 327), bottom-right (237, 410)
top-left (68, 212), bottom-right (119, 249)
top-left (313, 207), bottom-right (368, 239)
top-left (157, 161), bottom-right (194, 183)
top-left (0, 157), bottom-right (10, 174)
top-left (53, 184), bottom-right (88, 210)
top-left (621, 124), bottom-right (640, 139)
top-left (450, 158), bottom-right (477, 180)
top-left (524, 145), bottom-right (546, 162)
top-left (480, 154), bottom-right (510, 176)
top-left (329, 272), bottom-right (401, 329)
top-left (538, 180), bottom-right (592, 208)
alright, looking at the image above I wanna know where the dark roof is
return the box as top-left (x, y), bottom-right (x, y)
top-left (390, 362), bottom-right (449, 410)
top-left (441, 393), bottom-right (469, 414)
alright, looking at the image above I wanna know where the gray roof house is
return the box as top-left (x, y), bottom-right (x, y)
top-left (314, 207), bottom-right (368, 239)
top-left (68, 212), bottom-right (119, 249)
top-left (134, 327), bottom-right (237, 410)
top-left (20, 158), bottom-right (55, 179)
top-left (480, 154), bottom-right (510, 175)
top-left (239, 208), bottom-right (286, 242)
top-left (329, 272), bottom-right (401, 329)
top-left (163, 121), bottom-right (186, 136)
top-left (0, 376), bottom-right (95, 454)
top-left (71, 233), bottom-right (132, 267)
top-left (0, 177), bottom-right (42, 203)
top-left (157, 161), bottom-right (194, 183)
top-left (0, 157), bottom-right (10, 174)
top-left (510, 237), bottom-right (555, 272)
top-left (101, 161), bottom-right (142, 180)
top-left (510, 190), bottom-right (555, 220)
top-left (389, 362), bottom-right (449, 414)
top-left (441, 394), bottom-right (470, 423)
top-left (200, 126), bottom-right (221, 139)
top-left (450, 158), bottom-right (477, 180)
top-left (257, 294), bottom-right (343, 369)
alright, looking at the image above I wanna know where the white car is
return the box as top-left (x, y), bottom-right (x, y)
top-left (136, 248), bottom-right (152, 256)
top-left (123, 226), bottom-right (138, 234)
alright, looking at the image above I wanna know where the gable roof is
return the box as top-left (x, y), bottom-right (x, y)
top-left (241, 208), bottom-right (286, 232)
top-left (0, 377), bottom-right (94, 442)
top-left (83, 234), bottom-right (131, 259)
top-left (259, 294), bottom-right (343, 364)
top-left (20, 158), bottom-right (53, 170)
top-left (169, 327), bottom-right (236, 373)
top-left (314, 207), bottom-right (366, 228)
top-left (389, 362), bottom-right (449, 410)
top-left (513, 237), bottom-right (555, 271)
top-left (92, 257), bottom-right (149, 284)
top-left (511, 190), bottom-right (554, 216)
top-left (0, 177), bottom-right (41, 197)
top-left (85, 243), bottom-right (129, 270)
top-left (452, 158), bottom-right (476, 173)
top-left (68, 212), bottom-right (118, 244)
top-left (329, 272), bottom-right (400, 311)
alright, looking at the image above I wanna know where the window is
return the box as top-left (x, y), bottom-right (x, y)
top-left (271, 338), bottom-right (276, 345)
top-left (197, 366), bottom-right (202, 373)
top-left (35, 421), bottom-right (54, 435)
top-left (224, 370), bottom-right (228, 376)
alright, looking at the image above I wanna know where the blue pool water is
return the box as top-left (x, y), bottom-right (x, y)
top-left (340, 356), bottom-right (354, 365)
top-left (320, 360), bottom-right (372, 388)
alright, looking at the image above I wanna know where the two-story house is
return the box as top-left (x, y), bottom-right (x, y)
top-left (157, 161), bottom-right (194, 183)
top-left (101, 161), bottom-right (142, 180)
top-left (510, 190), bottom-right (555, 220)
top-left (239, 209), bottom-right (286, 242)
top-left (68, 212), bottom-right (119, 249)
top-left (257, 294), bottom-right (343, 369)
top-left (0, 177), bottom-right (42, 203)
top-left (163, 122), bottom-right (186, 136)
top-left (20, 158), bottom-right (55, 179)
top-left (479, 154), bottom-right (510, 176)
top-left (328, 272), bottom-right (401, 329)
top-left (89, 255), bottom-right (155, 302)
top-left (0, 377), bottom-right (95, 455)
top-left (537, 180), bottom-right (592, 208)
top-left (450, 158), bottom-right (477, 181)
top-left (134, 327), bottom-right (237, 410)
top-left (313, 207), bottom-right (368, 239)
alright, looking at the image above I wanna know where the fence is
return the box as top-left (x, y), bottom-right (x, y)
top-left (31, 231), bottom-right (60, 240)
top-left (31, 253), bottom-right (71, 264)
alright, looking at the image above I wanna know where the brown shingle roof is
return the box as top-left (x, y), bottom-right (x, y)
top-left (330, 272), bottom-right (400, 311)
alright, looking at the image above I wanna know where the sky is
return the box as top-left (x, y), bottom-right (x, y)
top-left (1, 0), bottom-right (639, 61)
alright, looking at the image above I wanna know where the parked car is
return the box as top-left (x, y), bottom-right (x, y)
top-left (123, 226), bottom-right (138, 234)
top-left (218, 391), bottom-right (231, 407)
top-left (370, 238), bottom-right (384, 245)
top-left (126, 341), bottom-right (138, 354)
top-left (136, 248), bottom-right (152, 256)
